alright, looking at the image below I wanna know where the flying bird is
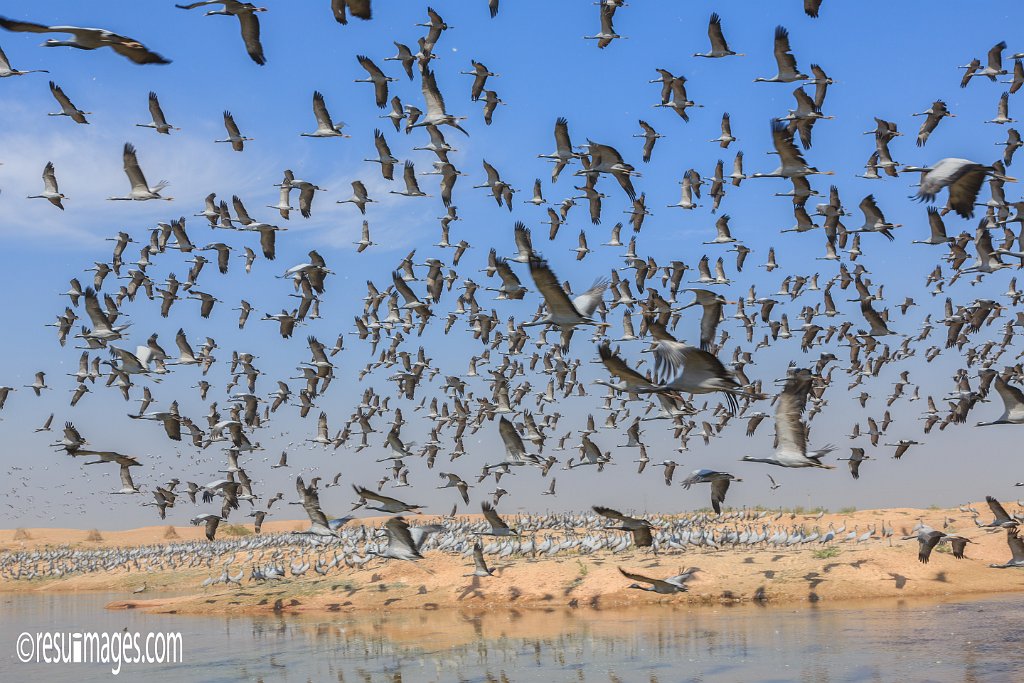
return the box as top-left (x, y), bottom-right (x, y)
top-left (174, 1), bottom-right (265, 65)
top-left (0, 16), bottom-right (170, 64)
top-left (107, 143), bottom-right (171, 201)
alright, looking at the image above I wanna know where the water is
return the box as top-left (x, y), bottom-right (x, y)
top-left (2, 592), bottom-right (1023, 682)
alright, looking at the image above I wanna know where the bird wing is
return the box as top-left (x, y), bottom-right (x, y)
top-left (403, 160), bottom-right (422, 193)
top-left (926, 207), bottom-right (947, 241)
top-left (678, 346), bottom-right (735, 390)
top-left (513, 222), bottom-right (533, 256)
top-left (494, 258), bottom-right (522, 289)
top-left (358, 53), bottom-right (386, 80)
top-left (122, 143), bottom-right (149, 192)
top-left (988, 41), bottom-right (1007, 71)
top-left (107, 35), bottom-right (171, 65)
top-left (392, 270), bottom-right (421, 305)
top-left (473, 542), bottom-right (488, 571)
top-left (771, 119), bottom-right (806, 169)
top-left (236, 11), bottom-right (265, 65)
top-left (384, 517), bottom-right (420, 556)
top-left (918, 107), bottom-right (945, 146)
top-left (573, 279), bottom-right (609, 317)
top-left (174, 328), bottom-right (195, 359)
top-left (708, 12), bottom-right (729, 52)
top-left (119, 464), bottom-right (136, 490)
top-left (918, 530), bottom-right (943, 563)
top-left (630, 526), bottom-right (653, 547)
top-left (482, 160), bottom-right (501, 185)
top-left (65, 422), bottom-right (82, 444)
top-left (528, 257), bottom-right (579, 318)
top-left (859, 194), bottom-right (885, 225)
top-left (588, 139), bottom-right (626, 166)
top-left (308, 335), bottom-right (328, 363)
top-left (995, 375), bottom-right (1024, 416)
top-left (710, 478), bottom-right (731, 514)
top-left (346, 0), bottom-right (372, 20)
top-left (699, 303), bottom-right (720, 351)
top-left (598, 342), bottom-right (653, 388)
top-left (775, 389), bottom-right (808, 459)
top-left (204, 517), bottom-right (219, 540)
top-left (312, 91), bottom-right (332, 128)
top-left (354, 485), bottom-right (405, 507)
top-left (947, 166), bottom-right (988, 219)
top-left (773, 25), bottom-right (800, 75)
top-left (374, 128), bottom-right (392, 159)
top-left (83, 288), bottom-right (112, 332)
top-left (358, 55), bottom-right (389, 107)
top-left (231, 195), bottom-right (253, 225)
top-left (147, 91), bottom-right (168, 126)
top-left (987, 495), bottom-right (1013, 523)
top-left (481, 501), bottom-right (510, 531)
top-left (1008, 528), bottom-right (1024, 561)
top-left (593, 505), bottom-right (633, 524)
top-left (42, 162), bottom-right (59, 193)
top-left (860, 300), bottom-right (892, 335)
top-left (618, 566), bottom-right (656, 585)
top-left (420, 66), bottom-right (447, 119)
top-left (554, 117), bottom-right (572, 155)
top-left (498, 416), bottom-right (527, 459)
top-left (0, 17), bottom-right (57, 34)
top-left (258, 227), bottom-right (276, 260)
top-left (302, 486), bottom-right (329, 528)
top-left (49, 81), bottom-right (74, 112)
top-left (223, 111), bottom-right (241, 137)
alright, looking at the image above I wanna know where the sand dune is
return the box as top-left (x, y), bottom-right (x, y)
top-left (2, 503), bottom-right (1023, 616)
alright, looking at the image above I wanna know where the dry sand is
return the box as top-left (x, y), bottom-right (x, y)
top-left (1, 503), bottom-right (1022, 616)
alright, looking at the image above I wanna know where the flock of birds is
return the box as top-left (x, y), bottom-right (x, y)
top-left (3, 0), bottom-right (1024, 591)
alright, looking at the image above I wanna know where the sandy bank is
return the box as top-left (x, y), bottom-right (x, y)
top-left (1, 504), bottom-right (1022, 616)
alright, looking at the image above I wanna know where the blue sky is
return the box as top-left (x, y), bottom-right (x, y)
top-left (0, 1), bottom-right (1022, 528)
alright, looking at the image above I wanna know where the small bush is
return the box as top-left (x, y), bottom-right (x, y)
top-left (222, 524), bottom-right (252, 537)
top-left (812, 547), bottom-right (841, 559)
top-left (85, 529), bottom-right (103, 542)
top-left (838, 506), bottom-right (857, 514)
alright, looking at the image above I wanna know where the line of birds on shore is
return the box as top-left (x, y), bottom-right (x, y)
top-left (6, 502), bottom-right (1024, 596)
top-left (6, 499), bottom-right (1024, 590)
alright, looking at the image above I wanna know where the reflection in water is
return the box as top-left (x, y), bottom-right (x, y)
top-left (2, 593), bottom-right (1024, 682)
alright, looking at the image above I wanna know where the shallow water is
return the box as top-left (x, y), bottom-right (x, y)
top-left (2, 592), bottom-right (1023, 682)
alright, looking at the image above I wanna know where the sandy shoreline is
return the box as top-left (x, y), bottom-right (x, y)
top-left (2, 503), bottom-right (1022, 616)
